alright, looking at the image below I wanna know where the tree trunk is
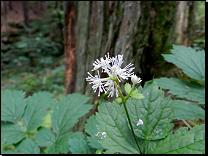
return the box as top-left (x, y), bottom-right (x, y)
top-left (64, 1), bottom-right (197, 132)
top-left (22, 1), bottom-right (30, 27)
top-left (9, 1), bottom-right (13, 10)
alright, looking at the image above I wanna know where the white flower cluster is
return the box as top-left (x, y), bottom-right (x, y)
top-left (86, 53), bottom-right (141, 97)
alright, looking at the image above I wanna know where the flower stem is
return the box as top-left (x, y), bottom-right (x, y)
top-left (115, 81), bottom-right (142, 154)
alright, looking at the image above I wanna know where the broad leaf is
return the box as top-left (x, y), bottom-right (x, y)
top-left (124, 83), bottom-right (131, 94)
top-left (48, 132), bottom-right (71, 154)
top-left (155, 78), bottom-right (205, 104)
top-left (1, 90), bottom-right (27, 123)
top-left (48, 131), bottom-right (85, 154)
top-left (68, 138), bottom-right (95, 154)
top-left (147, 124), bottom-right (205, 154)
top-left (16, 138), bottom-right (40, 154)
top-left (173, 100), bottom-right (205, 120)
top-left (96, 101), bottom-right (141, 154)
top-left (127, 80), bottom-right (174, 140)
top-left (22, 92), bottom-right (55, 131)
top-left (130, 93), bottom-right (145, 99)
top-left (162, 45), bottom-right (205, 84)
top-left (85, 115), bottom-right (105, 150)
top-left (51, 93), bottom-right (92, 136)
top-left (34, 127), bottom-right (56, 147)
top-left (1, 122), bottom-right (26, 145)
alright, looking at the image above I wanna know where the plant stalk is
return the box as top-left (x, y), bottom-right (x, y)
top-left (115, 81), bottom-right (142, 154)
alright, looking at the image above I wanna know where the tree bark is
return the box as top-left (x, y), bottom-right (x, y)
top-left (22, 1), bottom-right (30, 28)
top-left (64, 1), bottom-right (197, 132)
top-left (9, 1), bottom-right (13, 10)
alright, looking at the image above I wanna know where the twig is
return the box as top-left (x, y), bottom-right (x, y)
top-left (182, 120), bottom-right (192, 129)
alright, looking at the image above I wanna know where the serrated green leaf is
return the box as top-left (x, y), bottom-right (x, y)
top-left (22, 91), bottom-right (55, 131)
top-left (1, 90), bottom-right (27, 122)
top-left (48, 131), bottom-right (85, 154)
top-left (155, 78), bottom-right (205, 104)
top-left (130, 93), bottom-right (145, 99)
top-left (1, 122), bottom-right (26, 145)
top-left (147, 124), bottom-right (205, 154)
top-left (127, 80), bottom-right (174, 140)
top-left (96, 101), bottom-right (140, 154)
top-left (124, 83), bottom-right (131, 94)
top-left (16, 138), bottom-right (40, 154)
top-left (173, 100), bottom-right (205, 120)
top-left (85, 115), bottom-right (105, 150)
top-left (68, 138), bottom-right (95, 154)
top-left (51, 93), bottom-right (92, 136)
top-left (34, 127), bottom-right (56, 147)
top-left (162, 45), bottom-right (205, 84)
top-left (131, 88), bottom-right (139, 94)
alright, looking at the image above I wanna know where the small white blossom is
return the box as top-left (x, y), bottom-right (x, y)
top-left (131, 74), bottom-right (142, 85)
top-left (102, 132), bottom-right (107, 138)
top-left (86, 53), bottom-right (138, 97)
top-left (136, 119), bottom-right (143, 126)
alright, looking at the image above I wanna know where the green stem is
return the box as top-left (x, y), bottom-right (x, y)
top-left (115, 81), bottom-right (142, 154)
top-left (125, 84), bottom-right (135, 102)
top-left (39, 147), bottom-right (46, 154)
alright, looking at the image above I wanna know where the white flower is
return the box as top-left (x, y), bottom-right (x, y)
top-left (136, 119), bottom-right (143, 126)
top-left (131, 74), bottom-right (142, 85)
top-left (86, 53), bottom-right (137, 97)
top-left (101, 132), bottom-right (107, 138)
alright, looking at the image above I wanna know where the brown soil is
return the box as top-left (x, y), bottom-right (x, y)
top-left (1, 1), bottom-right (46, 33)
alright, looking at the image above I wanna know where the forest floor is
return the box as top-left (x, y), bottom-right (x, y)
top-left (1, 1), bottom-right (46, 45)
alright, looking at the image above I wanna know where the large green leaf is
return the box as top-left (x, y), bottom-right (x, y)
top-left (1, 90), bottom-right (27, 123)
top-left (22, 92), bottom-right (55, 131)
top-left (48, 131), bottom-right (85, 154)
top-left (147, 124), bottom-right (205, 154)
top-left (68, 138), bottom-right (95, 154)
top-left (162, 45), bottom-right (205, 84)
top-left (1, 122), bottom-right (26, 145)
top-left (155, 78), bottom-right (205, 104)
top-left (173, 100), bottom-right (205, 120)
top-left (48, 133), bottom-right (71, 154)
top-left (51, 93), bottom-right (92, 136)
top-left (95, 101), bottom-right (141, 154)
top-left (127, 80), bottom-right (174, 140)
top-left (85, 115), bottom-right (105, 150)
top-left (34, 127), bottom-right (56, 147)
top-left (16, 138), bottom-right (40, 154)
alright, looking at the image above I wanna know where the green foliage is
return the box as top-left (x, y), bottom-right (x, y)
top-left (162, 45), bottom-right (205, 84)
top-left (51, 94), bottom-right (92, 135)
top-left (68, 138), bottom-right (95, 154)
top-left (155, 45), bottom-right (205, 122)
top-left (173, 100), bottom-right (205, 120)
top-left (91, 79), bottom-right (205, 154)
top-left (34, 127), bottom-right (56, 147)
top-left (1, 122), bottom-right (26, 145)
top-left (16, 138), bottom-right (40, 154)
top-left (1, 90), bottom-right (92, 154)
top-left (155, 78), bottom-right (205, 104)
top-left (147, 124), bottom-right (205, 154)
top-left (127, 80), bottom-right (174, 140)
top-left (96, 100), bottom-right (140, 154)
top-left (85, 115), bottom-right (105, 150)
top-left (124, 83), bottom-right (145, 99)
top-left (22, 92), bottom-right (55, 131)
top-left (1, 90), bottom-right (27, 122)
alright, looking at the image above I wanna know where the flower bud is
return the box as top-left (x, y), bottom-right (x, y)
top-left (131, 74), bottom-right (142, 84)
